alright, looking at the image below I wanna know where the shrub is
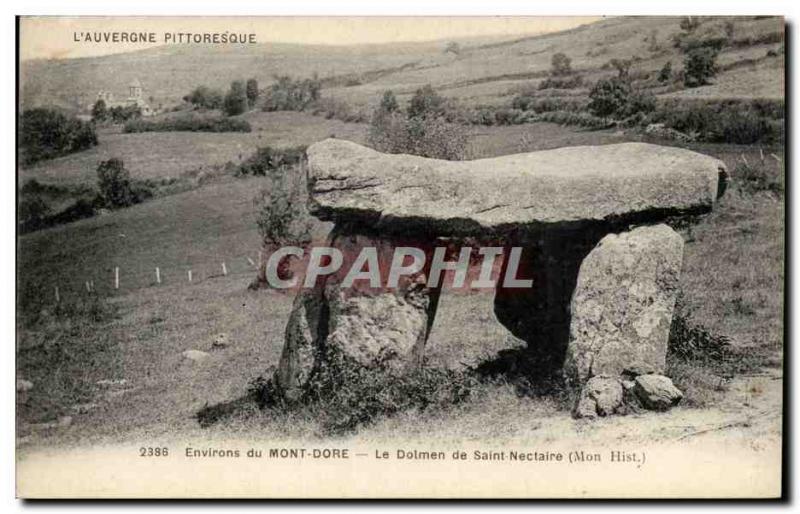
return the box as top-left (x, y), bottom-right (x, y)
top-left (223, 80), bottom-right (249, 116)
top-left (649, 101), bottom-right (783, 145)
top-left (368, 111), bottom-right (467, 160)
top-left (537, 75), bottom-right (584, 90)
top-left (20, 108), bottom-right (98, 166)
top-left (550, 52), bottom-right (572, 76)
top-left (379, 90), bottom-right (399, 113)
top-left (532, 110), bottom-right (614, 129)
top-left (91, 99), bottom-right (108, 122)
top-left (123, 115), bottom-right (251, 133)
top-left (183, 86), bottom-right (224, 109)
top-left (108, 105), bottom-right (142, 124)
top-left (684, 47), bottom-right (718, 87)
top-left (18, 195), bottom-right (52, 233)
top-left (407, 84), bottom-right (447, 119)
top-left (236, 145), bottom-right (307, 176)
top-left (263, 75), bottom-right (322, 112)
top-left (96, 158), bottom-right (137, 209)
top-left (587, 77), bottom-right (632, 117)
top-left (246, 78), bottom-right (259, 107)
top-left (248, 348), bottom-right (482, 435)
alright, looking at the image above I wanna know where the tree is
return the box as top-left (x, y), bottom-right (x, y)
top-left (91, 99), bottom-right (108, 122)
top-left (550, 52), bottom-right (572, 76)
top-left (246, 78), bottom-right (259, 107)
top-left (184, 86), bottom-right (224, 109)
top-left (683, 47), bottom-right (718, 87)
top-left (379, 90), bottom-right (399, 114)
top-left (223, 80), bottom-right (249, 116)
top-left (20, 108), bottom-right (98, 165)
top-left (407, 85), bottom-right (446, 119)
top-left (96, 158), bottom-right (135, 208)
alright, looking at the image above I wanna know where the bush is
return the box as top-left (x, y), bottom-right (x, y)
top-left (123, 115), bottom-right (251, 133)
top-left (684, 47), bottom-right (718, 87)
top-left (368, 111), bottom-right (467, 160)
top-left (649, 101), bottom-right (783, 145)
top-left (18, 195), bottom-right (52, 233)
top-left (91, 99), bottom-right (108, 122)
top-left (407, 84), bottom-right (447, 119)
top-left (183, 86), bottom-right (224, 109)
top-left (263, 75), bottom-right (322, 112)
top-left (246, 78), bottom-right (259, 107)
top-left (96, 158), bottom-right (137, 209)
top-left (532, 110), bottom-right (614, 129)
top-left (550, 52), bottom-right (572, 76)
top-left (587, 77), bottom-right (632, 117)
top-left (248, 349), bottom-right (482, 435)
top-left (511, 96), bottom-right (586, 113)
top-left (108, 105), bottom-right (141, 124)
top-left (20, 108), bottom-right (98, 166)
top-left (236, 146), bottom-right (307, 176)
top-left (537, 75), bottom-right (584, 90)
top-left (223, 80), bottom-right (249, 116)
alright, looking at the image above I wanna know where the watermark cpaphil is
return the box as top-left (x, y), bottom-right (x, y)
top-left (263, 243), bottom-right (535, 291)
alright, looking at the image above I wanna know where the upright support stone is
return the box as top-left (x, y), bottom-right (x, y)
top-left (564, 224), bottom-right (684, 416)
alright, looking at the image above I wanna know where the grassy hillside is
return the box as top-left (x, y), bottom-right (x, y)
top-left (21, 16), bottom-right (784, 114)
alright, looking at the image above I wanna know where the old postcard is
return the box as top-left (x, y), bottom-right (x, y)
top-left (16, 15), bottom-right (785, 499)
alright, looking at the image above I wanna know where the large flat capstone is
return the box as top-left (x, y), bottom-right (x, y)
top-left (307, 139), bottom-right (727, 234)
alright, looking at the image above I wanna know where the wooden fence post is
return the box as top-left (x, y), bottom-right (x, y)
top-left (114, 267), bottom-right (120, 290)
top-left (222, 262), bottom-right (227, 276)
top-left (156, 267), bottom-right (161, 284)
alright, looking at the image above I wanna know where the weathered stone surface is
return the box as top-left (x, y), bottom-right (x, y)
top-left (633, 374), bottom-right (683, 411)
top-left (307, 139), bottom-right (726, 234)
top-left (564, 224), bottom-right (684, 387)
top-left (275, 289), bottom-right (324, 402)
top-left (574, 376), bottom-right (624, 418)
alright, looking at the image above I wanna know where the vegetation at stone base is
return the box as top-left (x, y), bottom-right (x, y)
top-left (732, 160), bottom-right (784, 196)
top-left (666, 297), bottom-right (773, 408)
top-left (123, 115), bottom-right (251, 133)
top-left (20, 108), bottom-right (98, 166)
top-left (16, 285), bottom-right (120, 425)
top-left (367, 85), bottom-right (467, 160)
top-left (198, 354), bottom-right (486, 436)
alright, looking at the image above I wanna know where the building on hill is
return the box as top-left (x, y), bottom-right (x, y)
top-left (90, 78), bottom-right (154, 116)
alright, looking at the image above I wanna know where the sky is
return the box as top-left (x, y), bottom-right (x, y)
top-left (19, 16), bottom-right (602, 61)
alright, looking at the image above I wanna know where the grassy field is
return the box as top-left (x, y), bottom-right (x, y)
top-left (19, 112), bottom-right (367, 187)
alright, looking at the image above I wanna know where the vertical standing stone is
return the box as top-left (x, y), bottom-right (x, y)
top-left (564, 224), bottom-right (684, 388)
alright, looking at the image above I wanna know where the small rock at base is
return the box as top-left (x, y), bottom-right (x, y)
top-left (633, 374), bottom-right (683, 411)
top-left (574, 376), bottom-right (624, 418)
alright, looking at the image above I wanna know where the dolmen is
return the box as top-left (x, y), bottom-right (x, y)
top-left (272, 139), bottom-right (727, 418)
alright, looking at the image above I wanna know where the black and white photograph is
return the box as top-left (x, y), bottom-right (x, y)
top-left (14, 13), bottom-right (786, 499)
